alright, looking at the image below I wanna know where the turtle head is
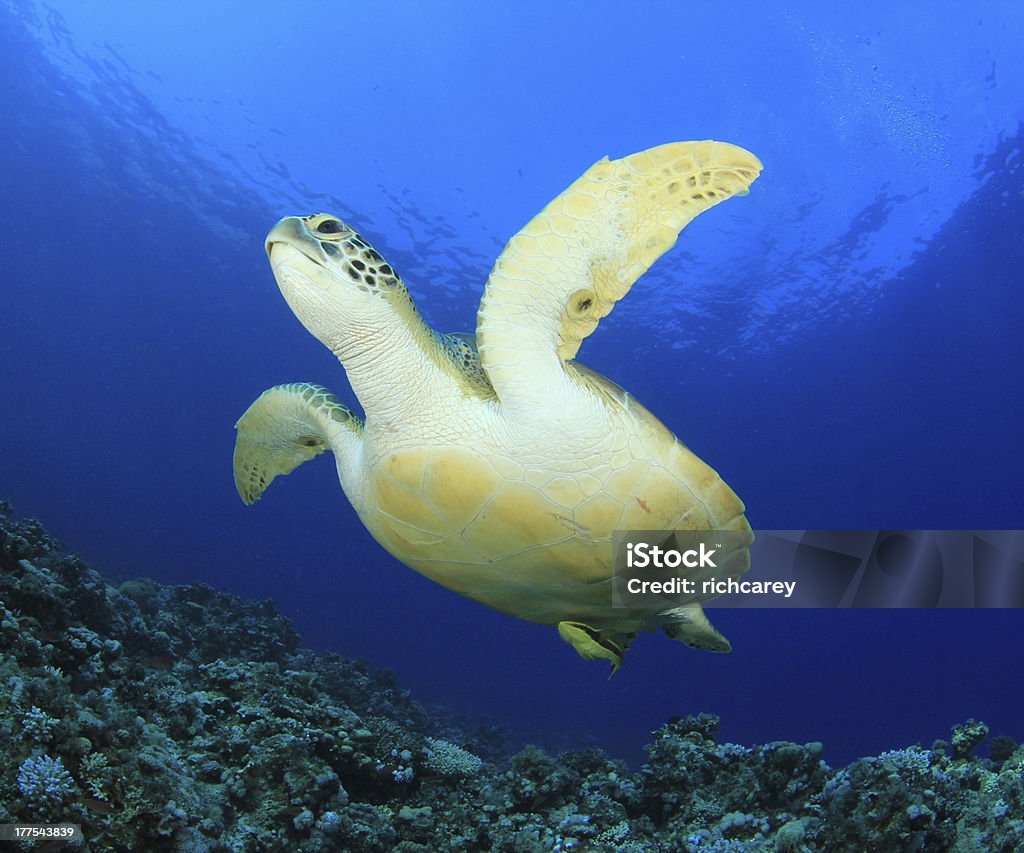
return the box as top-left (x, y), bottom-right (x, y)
top-left (265, 214), bottom-right (416, 355)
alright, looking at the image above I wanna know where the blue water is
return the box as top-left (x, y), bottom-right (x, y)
top-left (1, 0), bottom-right (1022, 767)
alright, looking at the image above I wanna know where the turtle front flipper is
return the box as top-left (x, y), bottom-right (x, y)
top-left (233, 383), bottom-right (362, 505)
top-left (557, 622), bottom-right (635, 678)
top-left (476, 141), bottom-right (761, 412)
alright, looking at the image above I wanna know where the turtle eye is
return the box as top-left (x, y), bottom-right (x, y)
top-left (316, 218), bottom-right (345, 235)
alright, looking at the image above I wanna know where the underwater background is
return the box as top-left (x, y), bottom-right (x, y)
top-left (1, 0), bottom-right (1022, 780)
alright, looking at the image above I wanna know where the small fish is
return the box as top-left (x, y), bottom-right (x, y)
top-left (84, 797), bottom-right (116, 815)
top-left (141, 655), bottom-right (175, 670)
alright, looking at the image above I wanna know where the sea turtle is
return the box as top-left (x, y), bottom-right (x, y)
top-left (234, 141), bottom-right (761, 673)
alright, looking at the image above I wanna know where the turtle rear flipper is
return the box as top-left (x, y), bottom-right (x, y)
top-left (558, 622), bottom-right (636, 677)
top-left (233, 383), bottom-right (362, 505)
top-left (660, 604), bottom-right (732, 653)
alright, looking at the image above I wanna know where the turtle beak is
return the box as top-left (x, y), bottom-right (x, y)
top-left (265, 216), bottom-right (324, 265)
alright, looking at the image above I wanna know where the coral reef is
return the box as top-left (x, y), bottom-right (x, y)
top-left (1, 499), bottom-right (1022, 851)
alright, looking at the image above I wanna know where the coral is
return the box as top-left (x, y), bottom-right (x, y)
top-left (989, 733), bottom-right (1019, 766)
top-left (423, 736), bottom-right (483, 778)
top-left (78, 752), bottom-right (111, 801)
top-left (953, 718), bottom-right (990, 759)
top-left (21, 704), bottom-right (58, 743)
top-left (391, 764), bottom-right (414, 783)
top-left (16, 754), bottom-right (76, 815)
